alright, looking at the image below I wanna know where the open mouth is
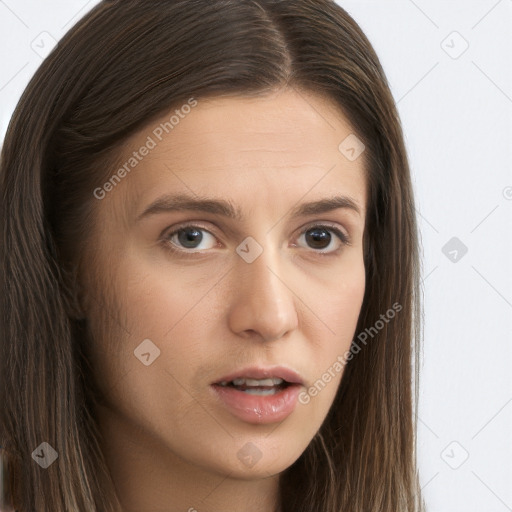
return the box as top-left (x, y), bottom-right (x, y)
top-left (210, 365), bottom-right (304, 423)
top-left (215, 377), bottom-right (294, 396)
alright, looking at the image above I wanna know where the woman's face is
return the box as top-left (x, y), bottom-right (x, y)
top-left (82, 87), bottom-right (367, 497)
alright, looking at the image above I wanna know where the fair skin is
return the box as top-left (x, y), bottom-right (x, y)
top-left (81, 87), bottom-right (367, 512)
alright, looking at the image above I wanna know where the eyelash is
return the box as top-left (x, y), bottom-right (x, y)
top-left (160, 222), bottom-right (351, 258)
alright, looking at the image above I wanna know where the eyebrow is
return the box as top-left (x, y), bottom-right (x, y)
top-left (136, 193), bottom-right (362, 222)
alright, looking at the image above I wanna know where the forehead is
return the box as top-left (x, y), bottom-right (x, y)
top-left (104, 88), bottom-right (368, 223)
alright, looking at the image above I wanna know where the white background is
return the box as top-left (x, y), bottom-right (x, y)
top-left (0, 1), bottom-right (511, 511)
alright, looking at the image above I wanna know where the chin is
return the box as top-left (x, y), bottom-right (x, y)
top-left (232, 440), bottom-right (306, 479)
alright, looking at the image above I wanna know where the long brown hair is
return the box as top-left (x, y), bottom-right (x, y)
top-left (0, 0), bottom-right (425, 510)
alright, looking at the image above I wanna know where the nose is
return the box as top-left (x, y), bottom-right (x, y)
top-left (227, 244), bottom-right (299, 343)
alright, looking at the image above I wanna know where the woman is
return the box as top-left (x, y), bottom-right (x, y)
top-left (0, 0), bottom-right (425, 510)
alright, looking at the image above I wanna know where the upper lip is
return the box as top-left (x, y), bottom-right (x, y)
top-left (212, 365), bottom-right (304, 386)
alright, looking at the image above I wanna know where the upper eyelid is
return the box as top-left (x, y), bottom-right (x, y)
top-left (163, 221), bottom-right (351, 246)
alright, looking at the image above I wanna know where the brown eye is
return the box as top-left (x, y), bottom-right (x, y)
top-left (296, 225), bottom-right (349, 255)
top-left (305, 227), bottom-right (332, 249)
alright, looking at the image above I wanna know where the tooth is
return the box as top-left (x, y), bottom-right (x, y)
top-left (231, 377), bottom-right (284, 387)
top-left (246, 378), bottom-right (274, 387)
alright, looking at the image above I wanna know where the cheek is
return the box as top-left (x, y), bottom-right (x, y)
top-left (87, 268), bottom-right (217, 437)
top-left (329, 272), bottom-right (366, 335)
top-left (111, 252), bottom-right (208, 336)
top-left (82, 257), bottom-right (203, 406)
top-left (295, 258), bottom-right (366, 414)
top-left (308, 256), bottom-right (366, 347)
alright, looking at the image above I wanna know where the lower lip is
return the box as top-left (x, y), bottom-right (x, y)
top-left (210, 384), bottom-right (302, 424)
